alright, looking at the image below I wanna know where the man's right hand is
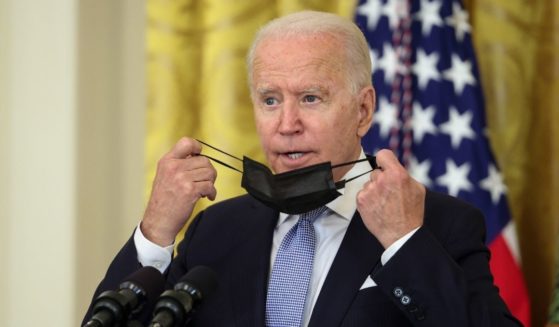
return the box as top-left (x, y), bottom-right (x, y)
top-left (141, 137), bottom-right (217, 246)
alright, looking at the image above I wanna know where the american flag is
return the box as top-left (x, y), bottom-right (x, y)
top-left (354, 0), bottom-right (530, 325)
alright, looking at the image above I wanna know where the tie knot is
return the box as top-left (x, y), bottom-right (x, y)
top-left (300, 206), bottom-right (328, 222)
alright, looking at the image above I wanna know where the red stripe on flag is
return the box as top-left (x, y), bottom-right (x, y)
top-left (489, 234), bottom-right (531, 327)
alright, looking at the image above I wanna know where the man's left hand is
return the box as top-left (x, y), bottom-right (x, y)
top-left (356, 149), bottom-right (426, 249)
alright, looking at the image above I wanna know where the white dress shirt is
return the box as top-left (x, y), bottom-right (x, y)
top-left (134, 149), bottom-right (418, 327)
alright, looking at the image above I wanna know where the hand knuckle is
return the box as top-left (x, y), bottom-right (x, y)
top-left (180, 181), bottom-right (195, 195)
top-left (393, 169), bottom-right (406, 181)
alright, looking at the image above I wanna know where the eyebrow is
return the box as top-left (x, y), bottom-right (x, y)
top-left (255, 87), bottom-right (276, 96)
top-left (299, 86), bottom-right (329, 95)
top-left (255, 85), bottom-right (329, 96)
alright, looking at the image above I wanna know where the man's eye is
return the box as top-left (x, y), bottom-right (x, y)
top-left (264, 98), bottom-right (277, 106)
top-left (303, 95), bottom-right (319, 103)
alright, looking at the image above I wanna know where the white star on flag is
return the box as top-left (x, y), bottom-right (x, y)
top-left (413, 48), bottom-right (440, 90)
top-left (408, 156), bottom-right (432, 187)
top-left (378, 43), bottom-right (401, 84)
top-left (369, 48), bottom-right (379, 75)
top-left (445, 1), bottom-right (471, 42)
top-left (439, 106), bottom-right (475, 148)
top-left (374, 97), bottom-right (399, 138)
top-left (383, 0), bottom-right (409, 30)
top-left (415, 0), bottom-right (444, 36)
top-left (411, 102), bottom-right (437, 143)
top-left (436, 159), bottom-right (473, 196)
top-left (442, 54), bottom-right (476, 95)
top-left (480, 164), bottom-right (507, 204)
top-left (356, 0), bottom-right (384, 31)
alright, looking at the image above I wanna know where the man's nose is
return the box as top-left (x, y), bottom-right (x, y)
top-left (278, 103), bottom-right (303, 135)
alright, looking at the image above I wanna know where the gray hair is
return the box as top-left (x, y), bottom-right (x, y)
top-left (246, 10), bottom-right (372, 93)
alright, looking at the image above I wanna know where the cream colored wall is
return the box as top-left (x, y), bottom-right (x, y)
top-left (0, 1), bottom-right (146, 326)
top-left (0, 0), bottom-right (12, 323)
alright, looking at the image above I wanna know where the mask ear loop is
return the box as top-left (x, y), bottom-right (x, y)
top-left (200, 154), bottom-right (243, 173)
top-left (332, 156), bottom-right (379, 189)
top-left (195, 139), bottom-right (243, 173)
top-left (334, 169), bottom-right (374, 189)
top-left (331, 156), bottom-right (378, 169)
top-left (196, 139), bottom-right (243, 162)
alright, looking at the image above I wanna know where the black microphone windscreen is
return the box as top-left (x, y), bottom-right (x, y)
top-left (178, 266), bottom-right (218, 299)
top-left (121, 266), bottom-right (166, 301)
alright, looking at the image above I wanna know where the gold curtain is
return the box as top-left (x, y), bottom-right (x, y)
top-left (145, 0), bottom-right (357, 238)
top-left (147, 1), bottom-right (558, 326)
top-left (464, 1), bottom-right (559, 326)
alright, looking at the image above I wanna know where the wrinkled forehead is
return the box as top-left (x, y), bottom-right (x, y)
top-left (249, 35), bottom-right (349, 88)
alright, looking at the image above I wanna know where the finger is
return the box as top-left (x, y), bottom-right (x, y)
top-left (375, 149), bottom-right (402, 171)
top-left (369, 168), bottom-right (382, 182)
top-left (164, 137), bottom-right (201, 160)
top-left (156, 154), bottom-right (213, 179)
top-left (196, 181), bottom-right (217, 201)
top-left (180, 155), bottom-right (214, 171)
top-left (183, 166), bottom-right (218, 183)
top-left (356, 180), bottom-right (375, 206)
top-left (174, 157), bottom-right (217, 182)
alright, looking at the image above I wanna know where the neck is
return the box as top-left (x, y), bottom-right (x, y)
top-left (332, 149), bottom-right (363, 182)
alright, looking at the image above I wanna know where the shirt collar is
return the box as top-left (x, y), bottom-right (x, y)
top-left (278, 149), bottom-right (372, 224)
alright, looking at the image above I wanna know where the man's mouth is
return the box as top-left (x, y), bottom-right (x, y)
top-left (287, 152), bottom-right (304, 160)
top-left (275, 150), bottom-right (314, 170)
top-left (278, 151), bottom-right (311, 164)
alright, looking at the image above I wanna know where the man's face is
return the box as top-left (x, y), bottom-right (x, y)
top-left (250, 33), bottom-right (374, 181)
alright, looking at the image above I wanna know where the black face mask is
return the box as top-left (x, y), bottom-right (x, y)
top-left (197, 140), bottom-right (377, 214)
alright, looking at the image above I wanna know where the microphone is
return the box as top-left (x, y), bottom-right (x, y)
top-left (84, 266), bottom-right (166, 327)
top-left (149, 266), bottom-right (217, 327)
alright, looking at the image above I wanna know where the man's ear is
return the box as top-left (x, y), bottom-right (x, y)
top-left (357, 86), bottom-right (375, 137)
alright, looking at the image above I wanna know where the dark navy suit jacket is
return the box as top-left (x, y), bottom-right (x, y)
top-left (84, 190), bottom-right (522, 326)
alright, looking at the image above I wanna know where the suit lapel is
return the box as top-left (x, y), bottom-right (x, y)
top-left (308, 212), bottom-right (384, 327)
top-left (228, 198), bottom-right (278, 327)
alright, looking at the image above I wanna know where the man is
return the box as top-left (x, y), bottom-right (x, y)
top-left (84, 11), bottom-right (521, 326)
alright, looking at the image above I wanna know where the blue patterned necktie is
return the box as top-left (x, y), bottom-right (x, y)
top-left (266, 206), bottom-right (328, 327)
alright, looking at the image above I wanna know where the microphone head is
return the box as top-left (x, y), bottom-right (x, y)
top-left (88, 266), bottom-right (166, 326)
top-left (119, 266), bottom-right (166, 312)
top-left (175, 266), bottom-right (218, 301)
